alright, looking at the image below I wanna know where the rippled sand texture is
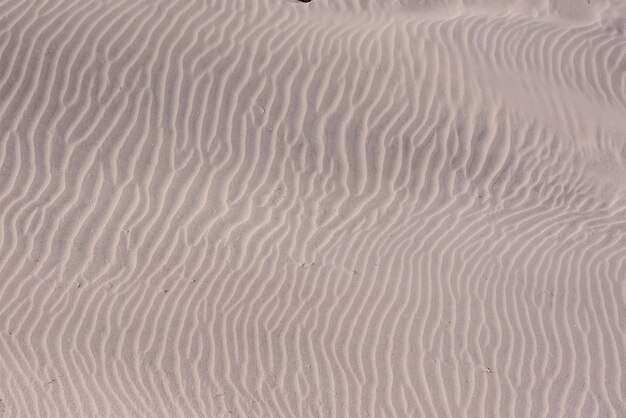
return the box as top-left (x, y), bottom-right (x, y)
top-left (1, 0), bottom-right (626, 416)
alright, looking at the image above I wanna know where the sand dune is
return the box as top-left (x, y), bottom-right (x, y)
top-left (0, 0), bottom-right (625, 416)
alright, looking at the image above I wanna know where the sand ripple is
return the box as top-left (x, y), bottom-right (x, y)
top-left (0, 0), bottom-right (625, 416)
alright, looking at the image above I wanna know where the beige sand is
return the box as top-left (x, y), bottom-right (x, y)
top-left (0, 0), bottom-right (625, 416)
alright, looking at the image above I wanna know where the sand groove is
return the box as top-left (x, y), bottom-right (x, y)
top-left (0, 0), bottom-right (625, 416)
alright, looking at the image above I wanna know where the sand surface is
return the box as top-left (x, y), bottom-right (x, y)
top-left (1, 0), bottom-right (626, 416)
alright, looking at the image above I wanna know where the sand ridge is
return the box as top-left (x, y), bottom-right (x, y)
top-left (0, 0), bottom-right (625, 416)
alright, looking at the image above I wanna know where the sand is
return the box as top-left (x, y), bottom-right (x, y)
top-left (0, 0), bottom-right (625, 416)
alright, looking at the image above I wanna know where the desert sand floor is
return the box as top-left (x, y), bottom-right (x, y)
top-left (1, 0), bottom-right (626, 416)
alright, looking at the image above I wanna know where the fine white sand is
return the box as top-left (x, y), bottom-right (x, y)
top-left (1, 0), bottom-right (625, 416)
